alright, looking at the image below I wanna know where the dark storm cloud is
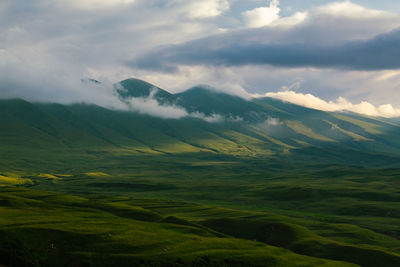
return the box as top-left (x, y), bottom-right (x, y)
top-left (129, 28), bottom-right (400, 71)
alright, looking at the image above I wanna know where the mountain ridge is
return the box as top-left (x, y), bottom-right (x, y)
top-left (1, 78), bottom-right (400, 166)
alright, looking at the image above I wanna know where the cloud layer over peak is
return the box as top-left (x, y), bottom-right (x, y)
top-left (263, 91), bottom-right (400, 118)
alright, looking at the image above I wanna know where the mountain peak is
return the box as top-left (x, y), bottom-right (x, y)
top-left (116, 78), bottom-right (175, 104)
top-left (183, 85), bottom-right (236, 97)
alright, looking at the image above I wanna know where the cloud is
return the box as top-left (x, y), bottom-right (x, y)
top-left (2, 0), bottom-right (400, 117)
top-left (129, 1), bottom-right (400, 72)
top-left (265, 117), bottom-right (282, 126)
top-left (0, 47), bottom-right (123, 107)
top-left (256, 117), bottom-right (283, 133)
top-left (262, 90), bottom-right (400, 118)
top-left (0, 0), bottom-right (228, 103)
top-left (131, 27), bottom-right (400, 71)
top-left (125, 95), bottom-right (226, 122)
top-left (65, 0), bottom-right (136, 10)
top-left (190, 112), bottom-right (225, 123)
top-left (233, 66), bottom-right (400, 109)
top-left (242, 0), bottom-right (280, 28)
top-left (315, 1), bottom-right (391, 19)
top-left (124, 94), bottom-right (188, 119)
top-left (273, 11), bottom-right (308, 28)
top-left (116, 85), bottom-right (226, 121)
top-left (242, 0), bottom-right (307, 29)
top-left (176, 0), bottom-right (230, 19)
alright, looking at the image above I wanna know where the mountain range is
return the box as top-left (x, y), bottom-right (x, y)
top-left (1, 78), bottom-right (400, 166)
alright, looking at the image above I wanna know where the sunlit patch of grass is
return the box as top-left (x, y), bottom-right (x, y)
top-left (38, 173), bottom-right (58, 179)
top-left (85, 172), bottom-right (111, 177)
top-left (293, 139), bottom-right (310, 146)
top-left (0, 174), bottom-right (33, 186)
top-left (109, 146), bottom-right (163, 155)
top-left (325, 120), bottom-right (373, 141)
top-left (285, 120), bottom-right (334, 142)
top-left (332, 114), bottom-right (383, 135)
top-left (249, 125), bottom-right (296, 149)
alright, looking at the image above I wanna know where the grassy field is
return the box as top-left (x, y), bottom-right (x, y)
top-left (0, 187), bottom-right (360, 267)
top-left (0, 185), bottom-right (398, 267)
top-left (1, 149), bottom-right (400, 266)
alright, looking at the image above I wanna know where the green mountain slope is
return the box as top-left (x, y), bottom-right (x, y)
top-left (1, 78), bottom-right (400, 163)
top-left (252, 97), bottom-right (400, 154)
top-left (117, 78), bottom-right (176, 104)
top-left (175, 86), bottom-right (272, 121)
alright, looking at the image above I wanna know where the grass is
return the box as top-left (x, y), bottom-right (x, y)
top-left (85, 172), bottom-right (111, 177)
top-left (284, 120), bottom-right (334, 142)
top-left (1, 185), bottom-right (400, 266)
top-left (1, 150), bottom-right (399, 266)
top-left (0, 187), bottom-right (358, 267)
top-left (330, 114), bottom-right (384, 135)
top-left (0, 173), bottom-right (33, 186)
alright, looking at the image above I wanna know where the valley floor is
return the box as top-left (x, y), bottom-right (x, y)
top-left (1, 151), bottom-right (400, 266)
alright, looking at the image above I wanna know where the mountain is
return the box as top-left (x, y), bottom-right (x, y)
top-left (1, 78), bottom-right (400, 168)
top-left (116, 79), bottom-right (400, 156)
top-left (383, 117), bottom-right (400, 125)
top-left (175, 86), bottom-right (271, 121)
top-left (252, 97), bottom-right (400, 153)
top-left (116, 78), bottom-right (176, 104)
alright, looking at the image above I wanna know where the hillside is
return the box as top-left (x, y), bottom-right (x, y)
top-left (1, 79), bottom-right (400, 162)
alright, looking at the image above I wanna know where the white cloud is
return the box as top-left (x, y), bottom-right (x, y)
top-left (125, 95), bottom-right (187, 119)
top-left (0, 46), bottom-right (128, 109)
top-left (262, 90), bottom-right (400, 118)
top-left (170, 0), bottom-right (230, 19)
top-left (373, 70), bottom-right (400, 81)
top-left (242, 0), bottom-right (280, 28)
top-left (190, 112), bottom-right (225, 123)
top-left (0, 0), bottom-right (227, 104)
top-left (125, 96), bottom-right (226, 122)
top-left (265, 117), bottom-right (282, 126)
top-left (242, 0), bottom-right (307, 29)
top-left (66, 0), bottom-right (136, 9)
top-left (315, 1), bottom-right (392, 19)
top-left (272, 11), bottom-right (308, 27)
top-left (189, 0), bottom-right (230, 19)
top-left (257, 117), bottom-right (282, 132)
top-left (119, 85), bottom-right (226, 121)
top-left (239, 0), bottom-right (399, 43)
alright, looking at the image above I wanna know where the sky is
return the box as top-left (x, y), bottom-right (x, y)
top-left (1, 0), bottom-right (400, 117)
